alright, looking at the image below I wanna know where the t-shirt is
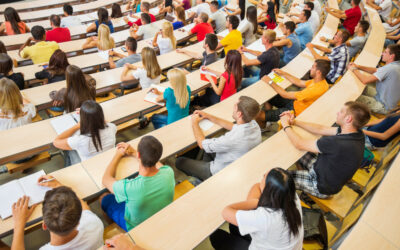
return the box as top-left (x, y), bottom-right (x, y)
top-left (314, 127), bottom-right (365, 195)
top-left (112, 166), bottom-right (175, 230)
top-left (367, 114), bottom-right (400, 147)
top-left (172, 21), bottom-right (184, 30)
top-left (0, 103), bottom-right (36, 131)
top-left (136, 23), bottom-right (159, 39)
top-left (202, 51), bottom-right (218, 66)
top-left (374, 61), bottom-right (400, 111)
top-left (210, 11), bottom-right (226, 34)
top-left (35, 70), bottom-right (66, 84)
top-left (238, 19), bottom-right (256, 46)
top-left (309, 10), bottom-right (319, 34)
top-left (348, 35), bottom-right (367, 58)
top-left (157, 36), bottom-right (174, 55)
top-left (282, 33), bottom-right (301, 64)
top-left (293, 79), bottom-right (329, 115)
top-left (39, 210), bottom-right (104, 250)
top-left (5, 21), bottom-right (27, 35)
top-left (257, 47), bottom-right (280, 78)
top-left (0, 73), bottom-right (25, 90)
top-left (190, 22), bottom-right (214, 41)
top-left (67, 123), bottom-right (117, 161)
top-left (236, 195), bottom-right (303, 250)
top-left (182, 0), bottom-right (191, 9)
top-left (193, 2), bottom-right (211, 16)
top-left (132, 67), bottom-right (161, 89)
top-left (164, 85), bottom-right (191, 124)
top-left (220, 29), bottom-right (243, 55)
top-left (60, 16), bottom-right (82, 28)
top-left (131, 13), bottom-right (156, 26)
top-left (375, 0), bottom-right (392, 20)
top-left (295, 22), bottom-right (313, 49)
top-left (343, 6), bottom-right (361, 35)
top-left (115, 53), bottom-right (142, 68)
top-left (46, 27), bottom-right (71, 43)
top-left (20, 41), bottom-right (60, 64)
top-left (220, 72), bottom-right (237, 101)
top-left (95, 20), bottom-right (114, 33)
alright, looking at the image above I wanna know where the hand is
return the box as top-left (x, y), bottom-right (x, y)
top-left (124, 16), bottom-right (129, 22)
top-left (347, 62), bottom-right (357, 71)
top-left (201, 66), bottom-right (209, 72)
top-left (116, 142), bottom-right (137, 157)
top-left (192, 113), bottom-right (204, 125)
top-left (238, 46), bottom-right (246, 53)
top-left (261, 75), bottom-right (272, 83)
top-left (108, 50), bottom-right (115, 56)
top-left (125, 63), bottom-right (136, 70)
top-left (193, 110), bottom-right (208, 119)
top-left (280, 113), bottom-right (291, 127)
top-left (320, 36), bottom-right (326, 42)
top-left (104, 233), bottom-right (136, 250)
top-left (273, 68), bottom-right (284, 75)
top-left (176, 48), bottom-right (182, 53)
top-left (12, 196), bottom-right (37, 229)
top-left (150, 88), bottom-right (161, 95)
top-left (279, 111), bottom-right (295, 125)
top-left (38, 175), bottom-right (62, 188)
top-left (52, 100), bottom-right (62, 106)
top-left (306, 43), bottom-right (313, 49)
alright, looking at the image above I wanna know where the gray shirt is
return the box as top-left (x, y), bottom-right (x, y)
top-left (348, 35), bottom-right (367, 59)
top-left (374, 61), bottom-right (400, 110)
top-left (202, 120), bottom-right (262, 175)
top-left (115, 53), bottom-right (142, 68)
top-left (210, 11), bottom-right (226, 34)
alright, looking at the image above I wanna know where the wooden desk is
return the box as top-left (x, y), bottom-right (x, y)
top-left (0, 0), bottom-right (79, 13)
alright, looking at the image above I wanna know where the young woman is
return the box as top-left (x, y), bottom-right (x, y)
top-left (158, 0), bottom-right (174, 15)
top-left (53, 100), bottom-right (116, 165)
top-left (364, 108), bottom-right (400, 148)
top-left (239, 6), bottom-right (258, 46)
top-left (150, 68), bottom-right (191, 129)
top-left (257, 1), bottom-right (276, 30)
top-left (86, 8), bottom-right (115, 33)
top-left (120, 47), bottom-right (161, 89)
top-left (82, 24), bottom-right (115, 50)
top-left (224, 0), bottom-right (244, 20)
top-left (35, 49), bottom-right (70, 84)
top-left (0, 41), bottom-right (18, 67)
top-left (0, 53), bottom-right (24, 90)
top-left (126, 0), bottom-right (141, 13)
top-left (0, 7), bottom-right (30, 35)
top-left (111, 3), bottom-right (123, 19)
top-left (210, 168), bottom-right (303, 250)
top-left (152, 22), bottom-right (176, 55)
top-left (172, 6), bottom-right (186, 30)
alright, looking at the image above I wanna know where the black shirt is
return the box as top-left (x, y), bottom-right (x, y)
top-left (0, 73), bottom-right (25, 90)
top-left (35, 70), bottom-right (66, 84)
top-left (202, 51), bottom-right (218, 66)
top-left (257, 47), bottom-right (280, 78)
top-left (315, 127), bottom-right (365, 195)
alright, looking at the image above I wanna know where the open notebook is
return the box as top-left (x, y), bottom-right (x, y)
top-left (0, 170), bottom-right (51, 219)
top-left (50, 113), bottom-right (80, 135)
top-left (268, 72), bottom-right (285, 86)
top-left (144, 84), bottom-right (166, 106)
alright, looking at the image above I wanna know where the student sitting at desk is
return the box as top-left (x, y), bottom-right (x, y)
top-left (46, 15), bottom-right (71, 43)
top-left (176, 33), bottom-right (219, 66)
top-left (238, 6), bottom-right (258, 46)
top-left (176, 96), bottom-right (261, 180)
top-left (0, 7), bottom-right (29, 35)
top-left (209, 1), bottom-right (226, 33)
top-left (35, 49), bottom-right (70, 84)
top-left (126, 0), bottom-right (141, 13)
top-left (366, 0), bottom-right (392, 21)
top-left (188, 0), bottom-right (211, 19)
top-left (61, 4), bottom-right (82, 28)
top-left (189, 13), bottom-right (214, 42)
top-left (210, 168), bottom-right (303, 250)
top-left (325, 0), bottom-right (362, 35)
top-left (289, 2), bottom-right (319, 34)
top-left (111, 3), bottom-right (123, 19)
top-left (280, 101), bottom-right (370, 198)
top-left (11, 178), bottom-right (104, 249)
top-left (257, 2), bottom-right (277, 30)
top-left (224, 0), bottom-right (244, 20)
top-left (82, 24), bottom-right (115, 50)
top-left (152, 22), bottom-right (177, 55)
top-left (0, 41), bottom-right (17, 68)
top-left (158, 0), bottom-right (174, 15)
top-left (217, 15), bottom-right (242, 55)
top-left (108, 37), bottom-right (142, 69)
top-left (295, 9), bottom-right (313, 50)
top-left (101, 136), bottom-right (175, 231)
top-left (130, 13), bottom-right (159, 40)
top-left (274, 21), bottom-right (301, 67)
top-left (124, 2), bottom-right (156, 27)
top-left (0, 53), bottom-right (24, 90)
top-left (173, 0), bottom-right (191, 10)
top-left (172, 6), bottom-right (187, 30)
top-left (87, 8), bottom-right (115, 33)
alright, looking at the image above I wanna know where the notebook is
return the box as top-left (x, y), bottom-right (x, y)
top-left (190, 116), bottom-right (214, 131)
top-left (200, 68), bottom-right (218, 84)
top-left (0, 170), bottom-right (52, 219)
top-left (267, 72), bottom-right (285, 85)
top-left (50, 113), bottom-right (80, 135)
top-left (144, 84), bottom-right (167, 106)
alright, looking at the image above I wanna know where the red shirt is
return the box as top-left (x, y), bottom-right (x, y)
top-left (191, 22), bottom-right (214, 41)
top-left (46, 27), bottom-right (71, 43)
top-left (220, 72), bottom-right (237, 101)
top-left (128, 13), bottom-right (156, 26)
top-left (343, 6), bottom-right (361, 35)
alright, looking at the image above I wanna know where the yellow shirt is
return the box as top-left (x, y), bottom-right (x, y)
top-left (294, 79), bottom-right (329, 115)
top-left (20, 41), bottom-right (59, 64)
top-left (220, 29), bottom-right (242, 55)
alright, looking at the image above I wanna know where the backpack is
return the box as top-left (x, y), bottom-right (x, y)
top-left (302, 207), bottom-right (328, 249)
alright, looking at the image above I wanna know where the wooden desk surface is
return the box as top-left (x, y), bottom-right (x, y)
top-left (0, 0), bottom-right (77, 12)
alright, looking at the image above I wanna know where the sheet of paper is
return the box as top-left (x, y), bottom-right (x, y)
top-left (20, 170), bottom-right (52, 205)
top-left (144, 84), bottom-right (166, 106)
top-left (182, 23), bottom-right (195, 32)
top-left (149, 7), bottom-right (160, 15)
top-left (0, 180), bottom-right (25, 219)
top-left (50, 113), bottom-right (78, 135)
top-left (200, 68), bottom-right (217, 77)
top-left (190, 116), bottom-right (214, 131)
top-left (98, 49), bottom-right (111, 60)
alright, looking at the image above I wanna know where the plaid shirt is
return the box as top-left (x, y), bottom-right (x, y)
top-left (326, 44), bottom-right (349, 83)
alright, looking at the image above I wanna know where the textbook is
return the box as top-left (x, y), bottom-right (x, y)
top-left (50, 113), bottom-right (80, 135)
top-left (200, 68), bottom-right (218, 84)
top-left (0, 170), bottom-right (51, 219)
top-left (144, 84), bottom-right (166, 106)
top-left (267, 72), bottom-right (285, 86)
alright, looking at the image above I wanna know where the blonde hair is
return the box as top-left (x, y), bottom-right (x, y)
top-left (142, 47), bottom-right (161, 79)
top-left (167, 68), bottom-right (189, 109)
top-left (98, 24), bottom-right (115, 50)
top-left (263, 29), bottom-right (276, 43)
top-left (162, 22), bottom-right (176, 49)
top-left (0, 78), bottom-right (24, 119)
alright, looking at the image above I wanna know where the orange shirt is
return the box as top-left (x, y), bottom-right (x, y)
top-left (294, 79), bottom-right (329, 115)
top-left (5, 21), bottom-right (27, 35)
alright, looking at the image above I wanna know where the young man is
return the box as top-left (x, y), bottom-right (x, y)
top-left (366, 0), bottom-right (392, 21)
top-left (349, 44), bottom-right (400, 114)
top-left (273, 21), bottom-right (301, 67)
top-left (217, 15), bottom-right (242, 55)
top-left (124, 2), bottom-right (156, 27)
top-left (291, 2), bottom-right (319, 34)
top-left (176, 96), bottom-right (262, 180)
top-left (19, 26), bottom-right (60, 64)
top-left (306, 29), bottom-right (350, 84)
top-left (101, 136), bottom-right (175, 231)
top-left (280, 101), bottom-right (370, 198)
top-left (189, 12), bottom-right (214, 41)
top-left (11, 178), bottom-right (103, 249)
top-left (239, 30), bottom-right (280, 88)
top-left (109, 37), bottom-right (142, 69)
top-left (46, 15), bottom-right (71, 43)
top-left (130, 13), bottom-right (158, 40)
top-left (256, 59), bottom-right (330, 127)
top-left (295, 9), bottom-right (313, 49)
top-left (325, 0), bottom-right (362, 35)
top-left (60, 4), bottom-right (82, 28)
top-left (176, 33), bottom-right (219, 66)
top-left (188, 0), bottom-right (211, 19)
top-left (209, 1), bottom-right (226, 33)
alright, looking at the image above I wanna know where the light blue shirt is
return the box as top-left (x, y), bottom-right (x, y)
top-left (295, 22), bottom-right (313, 49)
top-left (374, 61), bottom-right (400, 110)
top-left (283, 33), bottom-right (301, 64)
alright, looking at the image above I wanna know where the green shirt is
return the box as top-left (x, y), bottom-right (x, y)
top-left (113, 165), bottom-right (175, 230)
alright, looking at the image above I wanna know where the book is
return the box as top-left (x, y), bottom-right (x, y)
top-left (144, 84), bottom-right (167, 106)
top-left (50, 113), bottom-right (80, 135)
top-left (0, 170), bottom-right (52, 219)
top-left (200, 68), bottom-right (218, 84)
top-left (267, 72), bottom-right (285, 86)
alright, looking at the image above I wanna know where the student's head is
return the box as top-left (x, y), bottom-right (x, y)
top-left (246, 6), bottom-right (258, 34)
top-left (203, 33), bottom-right (218, 51)
top-left (63, 4), bottom-right (73, 16)
top-left (225, 50), bottom-right (243, 89)
top-left (175, 6), bottom-right (186, 22)
top-left (48, 49), bottom-right (70, 76)
top-left (198, 12), bottom-right (209, 23)
top-left (262, 29), bottom-right (276, 46)
top-left (304, 1), bottom-right (314, 11)
top-left (258, 168), bottom-right (302, 238)
top-left (357, 20), bottom-right (369, 33)
top-left (333, 29), bottom-right (350, 45)
top-left (80, 100), bottom-right (106, 152)
top-left (302, 9), bottom-right (311, 22)
top-left (0, 78), bottom-right (23, 118)
top-left (98, 24), bottom-right (114, 50)
top-left (0, 53), bottom-right (13, 76)
top-left (141, 2), bottom-right (151, 12)
top-left (210, 1), bottom-right (219, 12)
top-left (167, 68), bottom-right (189, 109)
top-left (233, 96), bottom-right (260, 123)
top-left (50, 14), bottom-right (61, 28)
top-left (31, 25), bottom-right (46, 41)
top-left (226, 15), bottom-right (239, 30)
top-left (42, 186), bottom-right (82, 236)
top-left (141, 47), bottom-right (161, 79)
top-left (111, 3), bottom-right (123, 18)
top-left (162, 22), bottom-right (176, 49)
top-left (141, 13), bottom-right (151, 25)
top-left (351, 0), bottom-right (361, 6)
top-left (283, 21), bottom-right (296, 34)
top-left (336, 101), bottom-right (370, 130)
top-left (4, 7), bottom-right (22, 34)
top-left (125, 37), bottom-right (137, 53)
top-left (382, 44), bottom-right (400, 63)
top-left (137, 136), bottom-right (163, 167)
top-left (97, 7), bottom-right (109, 24)
top-left (0, 41), bottom-right (6, 54)
top-left (310, 59), bottom-right (330, 79)
top-left (65, 65), bottom-right (94, 112)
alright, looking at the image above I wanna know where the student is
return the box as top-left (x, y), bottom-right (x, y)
top-left (385, 28), bottom-right (400, 46)
top-left (11, 179), bottom-right (103, 249)
top-left (111, 3), bottom-right (123, 19)
top-left (176, 96), bottom-right (262, 180)
top-left (217, 15), bottom-right (242, 55)
top-left (53, 100), bottom-right (116, 164)
top-left (295, 9), bottom-right (313, 49)
top-left (35, 49), bottom-right (70, 84)
top-left (210, 168), bottom-right (303, 250)
top-left (101, 136), bottom-right (175, 231)
top-left (238, 6), bottom-right (258, 46)
top-left (0, 53), bottom-right (24, 90)
top-left (325, 0), bottom-right (362, 35)
top-left (366, 0), bottom-right (392, 21)
top-left (257, 2), bottom-right (277, 30)
top-left (273, 21), bottom-right (301, 67)
top-left (306, 29), bottom-right (350, 84)
top-left (126, 0), bottom-right (141, 13)
top-left (224, 0), bottom-right (243, 20)
top-left (172, 6), bottom-right (186, 30)
top-left (291, 2), bottom-right (319, 34)
top-left (158, 0), bottom-right (174, 15)
top-left (108, 37), bottom-right (142, 69)
top-left (209, 1), bottom-right (226, 33)
top-left (46, 15), bottom-right (71, 43)
top-left (19, 26), bottom-right (60, 64)
top-left (240, 29), bottom-right (280, 88)
top-left (189, 12), bottom-right (214, 42)
top-left (60, 4), bottom-right (82, 28)
top-left (121, 47), bottom-right (161, 89)
top-left (188, 0), bottom-right (211, 19)
top-left (383, 15), bottom-right (400, 33)
top-left (153, 22), bottom-right (176, 55)
top-left (349, 44), bottom-right (400, 114)
top-left (124, 2), bottom-right (156, 27)
top-left (176, 33), bottom-right (219, 66)
top-left (130, 13), bottom-right (159, 40)
top-left (0, 7), bottom-right (29, 35)
top-left (0, 78), bottom-right (36, 131)
top-left (256, 60), bottom-right (330, 127)
top-left (87, 8), bottom-right (115, 33)
top-left (150, 68), bottom-right (191, 129)
top-left (82, 24), bottom-right (115, 50)
top-left (173, 0), bottom-right (191, 10)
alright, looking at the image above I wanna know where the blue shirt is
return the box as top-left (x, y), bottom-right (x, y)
top-left (367, 114), bottom-right (400, 147)
top-left (172, 21), bottom-right (184, 30)
top-left (282, 33), bottom-right (301, 64)
top-left (295, 22), bottom-right (313, 49)
top-left (374, 61), bottom-right (400, 110)
top-left (164, 85), bottom-right (191, 124)
top-left (95, 20), bottom-right (115, 33)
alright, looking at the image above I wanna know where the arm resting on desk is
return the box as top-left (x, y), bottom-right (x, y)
top-left (363, 120), bottom-right (400, 141)
top-left (222, 199), bottom-right (259, 226)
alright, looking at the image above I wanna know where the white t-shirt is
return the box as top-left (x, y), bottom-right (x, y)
top-left (40, 210), bottom-right (104, 250)
top-left (238, 19), bottom-right (256, 46)
top-left (0, 103), bottom-right (36, 131)
top-left (60, 16), bottom-right (82, 28)
top-left (375, 0), bottom-right (392, 20)
top-left (210, 11), bottom-right (226, 34)
top-left (312, 0), bottom-right (322, 17)
top-left (194, 2), bottom-right (211, 16)
top-left (67, 123), bottom-right (116, 161)
top-left (137, 23), bottom-right (159, 40)
top-left (309, 10), bottom-right (320, 34)
top-left (132, 67), bottom-right (161, 88)
top-left (158, 36), bottom-right (174, 55)
top-left (236, 195), bottom-right (303, 250)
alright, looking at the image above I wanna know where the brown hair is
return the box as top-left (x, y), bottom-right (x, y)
top-left (80, 100), bottom-right (106, 152)
top-left (175, 6), bottom-right (186, 24)
top-left (47, 49), bottom-right (70, 77)
top-left (111, 3), bottom-right (123, 18)
top-left (200, 13), bottom-right (209, 23)
top-left (237, 96), bottom-right (260, 123)
top-left (138, 136), bottom-right (163, 167)
top-left (141, 47), bottom-right (161, 79)
top-left (50, 14), bottom-right (61, 27)
top-left (345, 101), bottom-right (371, 130)
top-left (4, 7), bottom-right (22, 34)
top-left (314, 59), bottom-right (331, 78)
top-left (388, 44), bottom-right (400, 61)
top-left (0, 53), bottom-right (13, 76)
top-left (224, 50), bottom-right (243, 89)
top-left (0, 78), bottom-right (24, 119)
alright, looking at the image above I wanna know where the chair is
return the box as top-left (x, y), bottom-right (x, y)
top-left (103, 223), bottom-right (126, 242)
top-left (354, 170), bottom-right (385, 207)
top-left (174, 180), bottom-right (195, 200)
top-left (96, 92), bottom-right (117, 103)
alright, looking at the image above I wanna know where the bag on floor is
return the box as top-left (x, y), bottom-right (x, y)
top-left (302, 207), bottom-right (328, 249)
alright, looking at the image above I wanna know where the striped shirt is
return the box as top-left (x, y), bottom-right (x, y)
top-left (326, 44), bottom-right (349, 83)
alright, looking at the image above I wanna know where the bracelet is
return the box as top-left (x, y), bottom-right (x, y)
top-left (283, 125), bottom-right (292, 132)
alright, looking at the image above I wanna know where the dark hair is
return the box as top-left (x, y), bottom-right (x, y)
top-left (80, 100), bottom-right (106, 152)
top-left (4, 7), bottom-right (22, 35)
top-left (224, 50), bottom-right (243, 90)
top-left (339, 29), bottom-right (350, 43)
top-left (138, 136), bottom-right (163, 167)
top-left (303, 9), bottom-right (311, 20)
top-left (314, 59), bottom-right (331, 78)
top-left (42, 186), bottom-right (82, 236)
top-left (97, 7), bottom-right (109, 24)
top-left (141, 13), bottom-right (151, 24)
top-left (31, 25), bottom-right (46, 40)
top-left (47, 49), bottom-right (70, 77)
top-left (0, 53), bottom-right (13, 76)
top-left (0, 41), bottom-right (6, 54)
top-left (305, 1), bottom-right (314, 10)
top-left (205, 33), bottom-right (218, 50)
top-left (237, 96), bottom-right (260, 123)
top-left (141, 2), bottom-right (151, 11)
top-left (387, 44), bottom-right (400, 61)
top-left (344, 101), bottom-right (371, 129)
top-left (126, 37), bottom-right (137, 52)
top-left (227, 15), bottom-right (239, 29)
top-left (353, 0), bottom-right (361, 5)
top-left (63, 4), bottom-right (73, 15)
top-left (267, 2), bottom-right (276, 23)
top-left (50, 14), bottom-right (61, 27)
top-left (175, 6), bottom-right (186, 24)
top-left (359, 20), bottom-right (370, 33)
top-left (246, 6), bottom-right (258, 34)
top-left (210, 0), bottom-right (219, 8)
top-left (284, 21), bottom-right (296, 33)
top-left (111, 3), bottom-right (123, 18)
top-left (239, 0), bottom-right (246, 20)
top-left (258, 168), bottom-right (302, 238)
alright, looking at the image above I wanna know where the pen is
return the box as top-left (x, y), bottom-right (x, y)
top-left (40, 178), bottom-right (55, 183)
